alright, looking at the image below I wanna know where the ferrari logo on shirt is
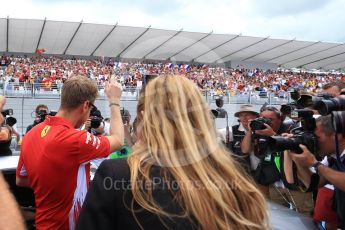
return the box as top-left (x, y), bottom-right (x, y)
top-left (41, 125), bottom-right (51, 137)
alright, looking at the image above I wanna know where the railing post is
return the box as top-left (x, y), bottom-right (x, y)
top-left (31, 82), bottom-right (34, 98)
top-left (248, 91), bottom-right (251, 104)
top-left (21, 96), bottom-right (25, 135)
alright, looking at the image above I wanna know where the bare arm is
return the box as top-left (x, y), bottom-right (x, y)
top-left (240, 131), bottom-right (253, 154)
top-left (0, 173), bottom-right (25, 230)
top-left (283, 150), bottom-right (294, 184)
top-left (105, 77), bottom-right (124, 152)
top-left (290, 145), bottom-right (335, 189)
top-left (317, 165), bottom-right (345, 192)
top-left (16, 176), bottom-right (30, 187)
top-left (0, 95), bottom-right (6, 125)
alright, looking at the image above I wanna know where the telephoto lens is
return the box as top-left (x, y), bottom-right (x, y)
top-left (318, 95), bottom-right (345, 116)
top-left (268, 133), bottom-right (317, 154)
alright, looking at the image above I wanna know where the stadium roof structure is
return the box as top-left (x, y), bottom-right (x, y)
top-left (1, 17), bottom-right (345, 70)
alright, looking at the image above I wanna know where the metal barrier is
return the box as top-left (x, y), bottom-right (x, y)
top-left (1, 82), bottom-right (291, 104)
top-left (2, 87), bottom-right (291, 154)
top-left (1, 83), bottom-right (141, 100)
top-left (203, 90), bottom-right (291, 105)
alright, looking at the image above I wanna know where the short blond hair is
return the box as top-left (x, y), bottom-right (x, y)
top-left (60, 76), bottom-right (99, 109)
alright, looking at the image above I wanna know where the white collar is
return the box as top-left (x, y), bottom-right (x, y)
top-left (238, 123), bottom-right (246, 133)
top-left (341, 149), bottom-right (345, 159)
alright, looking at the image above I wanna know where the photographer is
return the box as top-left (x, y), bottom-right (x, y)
top-left (229, 105), bottom-right (259, 172)
top-left (241, 106), bottom-right (291, 176)
top-left (0, 96), bottom-right (16, 156)
top-left (25, 104), bottom-right (49, 134)
top-left (240, 106), bottom-right (311, 208)
top-left (290, 115), bottom-right (345, 228)
top-left (109, 109), bottom-right (134, 159)
top-left (83, 106), bottom-right (106, 136)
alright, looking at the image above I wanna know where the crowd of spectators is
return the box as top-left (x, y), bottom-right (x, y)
top-left (1, 55), bottom-right (345, 94)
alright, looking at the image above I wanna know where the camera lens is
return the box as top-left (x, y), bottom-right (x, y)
top-left (318, 96), bottom-right (345, 116)
top-left (268, 136), bottom-right (304, 153)
top-left (90, 118), bottom-right (101, 129)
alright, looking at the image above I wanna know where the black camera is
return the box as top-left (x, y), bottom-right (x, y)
top-left (267, 132), bottom-right (317, 154)
top-left (38, 109), bottom-right (56, 123)
top-left (267, 109), bottom-right (317, 154)
top-left (297, 93), bottom-right (334, 110)
top-left (2, 109), bottom-right (13, 116)
top-left (317, 95), bottom-right (345, 116)
top-left (280, 103), bottom-right (300, 116)
top-left (250, 117), bottom-right (271, 131)
top-left (120, 108), bottom-right (131, 124)
top-left (1, 109), bottom-right (17, 127)
top-left (211, 96), bottom-right (228, 119)
top-left (90, 106), bottom-right (103, 129)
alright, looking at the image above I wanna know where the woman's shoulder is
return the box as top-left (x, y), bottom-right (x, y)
top-left (98, 157), bottom-right (131, 180)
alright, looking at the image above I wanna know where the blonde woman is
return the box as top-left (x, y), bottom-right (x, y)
top-left (77, 75), bottom-right (269, 230)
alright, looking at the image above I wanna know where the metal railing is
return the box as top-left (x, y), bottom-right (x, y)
top-left (0, 82), bottom-right (291, 105)
top-left (204, 90), bottom-right (291, 105)
top-left (0, 83), bottom-right (141, 100)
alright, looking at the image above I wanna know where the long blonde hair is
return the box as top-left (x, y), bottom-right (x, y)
top-left (128, 75), bottom-right (269, 230)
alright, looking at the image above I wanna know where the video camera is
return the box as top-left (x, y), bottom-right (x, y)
top-left (211, 96), bottom-right (228, 119)
top-left (89, 106), bottom-right (103, 129)
top-left (280, 89), bottom-right (302, 116)
top-left (1, 109), bottom-right (17, 127)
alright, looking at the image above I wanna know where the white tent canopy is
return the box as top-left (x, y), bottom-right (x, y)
top-left (1, 17), bottom-right (345, 70)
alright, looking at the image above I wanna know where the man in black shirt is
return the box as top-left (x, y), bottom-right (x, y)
top-left (230, 105), bottom-right (259, 172)
top-left (25, 104), bottom-right (49, 134)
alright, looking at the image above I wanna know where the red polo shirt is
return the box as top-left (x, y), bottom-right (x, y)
top-left (17, 116), bottom-right (110, 230)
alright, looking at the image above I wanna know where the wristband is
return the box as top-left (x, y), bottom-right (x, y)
top-left (311, 161), bottom-right (323, 174)
top-left (109, 102), bottom-right (120, 107)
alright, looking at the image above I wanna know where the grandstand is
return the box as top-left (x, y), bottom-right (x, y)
top-left (1, 17), bottom-right (345, 135)
top-left (1, 17), bottom-right (345, 70)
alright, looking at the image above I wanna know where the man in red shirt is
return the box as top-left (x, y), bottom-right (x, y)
top-left (16, 75), bottom-right (124, 230)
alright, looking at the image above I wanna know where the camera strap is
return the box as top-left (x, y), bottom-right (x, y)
top-left (334, 132), bottom-right (345, 172)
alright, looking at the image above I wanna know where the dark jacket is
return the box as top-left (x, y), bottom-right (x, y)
top-left (230, 124), bottom-right (251, 172)
top-left (76, 158), bottom-right (197, 230)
